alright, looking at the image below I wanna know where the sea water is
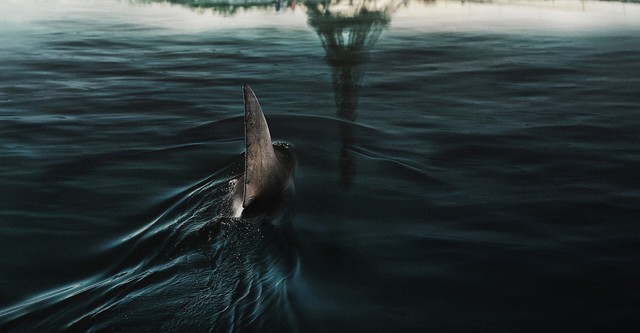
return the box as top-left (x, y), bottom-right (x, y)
top-left (1, 0), bottom-right (639, 332)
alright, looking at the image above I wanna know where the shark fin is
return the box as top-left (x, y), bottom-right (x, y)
top-left (242, 85), bottom-right (278, 208)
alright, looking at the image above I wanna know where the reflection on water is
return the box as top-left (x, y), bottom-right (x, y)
top-left (129, 0), bottom-right (638, 187)
top-left (306, 0), bottom-right (403, 187)
top-left (2, 0), bottom-right (640, 332)
top-left (137, 0), bottom-right (406, 187)
top-left (135, 0), bottom-right (278, 15)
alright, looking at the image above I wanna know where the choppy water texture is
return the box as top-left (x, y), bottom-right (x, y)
top-left (1, 0), bottom-right (640, 332)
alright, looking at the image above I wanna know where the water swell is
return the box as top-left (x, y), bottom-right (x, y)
top-left (0, 158), bottom-right (300, 332)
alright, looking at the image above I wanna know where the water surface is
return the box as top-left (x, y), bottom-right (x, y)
top-left (1, 0), bottom-right (640, 332)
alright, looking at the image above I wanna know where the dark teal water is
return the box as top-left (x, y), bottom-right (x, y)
top-left (1, 0), bottom-right (640, 332)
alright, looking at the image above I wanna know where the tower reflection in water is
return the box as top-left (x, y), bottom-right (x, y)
top-left (138, 0), bottom-right (407, 187)
top-left (306, 0), bottom-right (404, 188)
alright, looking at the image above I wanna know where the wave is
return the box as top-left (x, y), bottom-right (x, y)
top-left (0, 160), bottom-right (300, 332)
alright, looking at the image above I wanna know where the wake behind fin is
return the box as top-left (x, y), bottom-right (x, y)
top-left (242, 85), bottom-right (278, 208)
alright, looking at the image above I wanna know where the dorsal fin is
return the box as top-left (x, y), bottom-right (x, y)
top-left (243, 85), bottom-right (278, 208)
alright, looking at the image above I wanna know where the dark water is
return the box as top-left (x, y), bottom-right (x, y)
top-left (1, 0), bottom-right (640, 331)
